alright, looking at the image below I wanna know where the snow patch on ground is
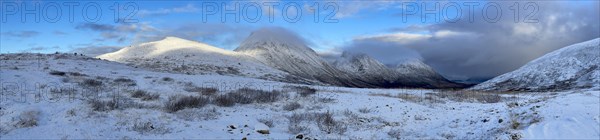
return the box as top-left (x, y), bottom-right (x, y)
top-left (1, 53), bottom-right (598, 139)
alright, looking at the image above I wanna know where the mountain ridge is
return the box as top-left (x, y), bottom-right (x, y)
top-left (98, 31), bottom-right (465, 89)
top-left (97, 36), bottom-right (312, 84)
top-left (234, 27), bottom-right (462, 88)
top-left (472, 38), bottom-right (600, 91)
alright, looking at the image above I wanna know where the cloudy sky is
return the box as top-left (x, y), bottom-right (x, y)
top-left (1, 0), bottom-right (598, 81)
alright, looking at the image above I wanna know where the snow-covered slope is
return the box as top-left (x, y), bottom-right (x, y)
top-left (1, 53), bottom-right (598, 139)
top-left (97, 37), bottom-right (308, 83)
top-left (473, 38), bottom-right (600, 91)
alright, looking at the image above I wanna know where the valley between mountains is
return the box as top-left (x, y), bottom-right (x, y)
top-left (1, 29), bottom-right (598, 139)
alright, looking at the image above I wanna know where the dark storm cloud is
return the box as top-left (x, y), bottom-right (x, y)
top-left (343, 36), bottom-right (424, 66)
top-left (341, 1), bottom-right (600, 80)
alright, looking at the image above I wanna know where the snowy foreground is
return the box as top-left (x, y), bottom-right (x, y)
top-left (1, 54), bottom-right (599, 139)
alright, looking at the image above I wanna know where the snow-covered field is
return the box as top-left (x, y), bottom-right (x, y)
top-left (1, 53), bottom-right (599, 139)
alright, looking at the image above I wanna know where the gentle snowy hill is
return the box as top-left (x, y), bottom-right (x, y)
top-left (97, 37), bottom-right (309, 83)
top-left (473, 38), bottom-right (600, 91)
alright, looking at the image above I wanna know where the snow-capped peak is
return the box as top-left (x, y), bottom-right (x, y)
top-left (394, 58), bottom-right (436, 74)
top-left (332, 52), bottom-right (391, 75)
top-left (162, 36), bottom-right (192, 42)
top-left (237, 27), bottom-right (309, 51)
top-left (234, 27), bottom-right (327, 74)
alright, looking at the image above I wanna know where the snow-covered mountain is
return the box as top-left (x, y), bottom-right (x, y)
top-left (331, 52), bottom-right (396, 80)
top-left (392, 58), bottom-right (464, 88)
top-left (234, 28), bottom-right (377, 87)
top-left (96, 29), bottom-right (461, 88)
top-left (329, 52), bottom-right (398, 87)
top-left (330, 52), bottom-right (463, 88)
top-left (235, 27), bottom-right (463, 88)
top-left (97, 37), bottom-right (308, 83)
top-left (473, 38), bottom-right (600, 91)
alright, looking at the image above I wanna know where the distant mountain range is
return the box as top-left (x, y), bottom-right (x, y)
top-left (96, 36), bottom-right (600, 91)
top-left (99, 28), bottom-right (464, 88)
top-left (329, 52), bottom-right (462, 88)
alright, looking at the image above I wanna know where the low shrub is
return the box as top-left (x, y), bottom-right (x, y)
top-left (114, 78), bottom-right (136, 86)
top-left (286, 111), bottom-right (346, 135)
top-left (161, 77), bottom-right (173, 81)
top-left (213, 95), bottom-right (236, 107)
top-left (184, 85), bottom-right (218, 96)
top-left (175, 108), bottom-right (220, 121)
top-left (81, 79), bottom-right (103, 87)
top-left (286, 112), bottom-right (315, 134)
top-left (164, 95), bottom-right (209, 113)
top-left (433, 91), bottom-right (502, 103)
top-left (68, 72), bottom-right (87, 76)
top-left (15, 110), bottom-right (40, 128)
top-left (88, 97), bottom-right (137, 111)
top-left (288, 125), bottom-right (310, 134)
top-left (285, 85), bottom-right (317, 97)
top-left (316, 111), bottom-right (346, 134)
top-left (131, 120), bottom-right (171, 134)
top-left (296, 86), bottom-right (317, 97)
top-left (49, 70), bottom-right (66, 76)
top-left (236, 88), bottom-right (281, 103)
top-left (387, 129), bottom-right (403, 139)
top-left (283, 102), bottom-right (302, 111)
top-left (225, 88), bottom-right (282, 104)
top-left (257, 118), bottom-right (274, 128)
top-left (358, 108), bottom-right (372, 113)
top-left (130, 90), bottom-right (159, 101)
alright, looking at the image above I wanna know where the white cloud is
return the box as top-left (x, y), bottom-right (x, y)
top-left (355, 32), bottom-right (431, 44)
top-left (341, 1), bottom-right (599, 80)
top-left (354, 30), bottom-right (475, 45)
top-left (138, 4), bottom-right (199, 17)
top-left (512, 23), bottom-right (539, 36)
top-left (433, 30), bottom-right (476, 38)
top-left (331, 1), bottom-right (399, 18)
